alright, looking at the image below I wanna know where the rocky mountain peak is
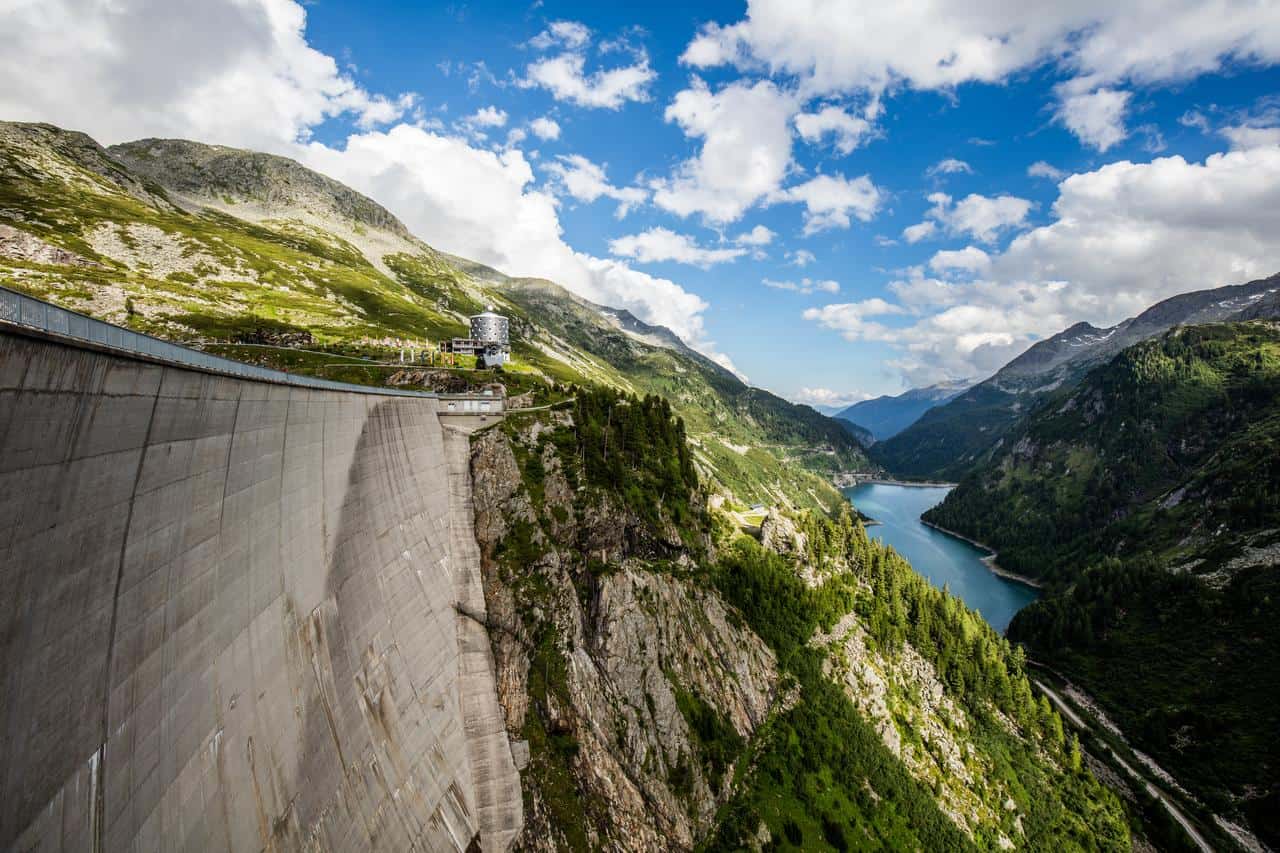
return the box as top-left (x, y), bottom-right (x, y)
top-left (0, 121), bottom-right (171, 208)
top-left (107, 137), bottom-right (412, 238)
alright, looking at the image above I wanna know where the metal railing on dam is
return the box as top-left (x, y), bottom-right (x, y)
top-left (0, 283), bottom-right (502, 411)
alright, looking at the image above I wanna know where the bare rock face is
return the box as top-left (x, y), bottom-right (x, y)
top-left (760, 507), bottom-right (806, 556)
top-left (471, 427), bottom-right (533, 546)
top-left (107, 138), bottom-right (414, 239)
top-left (469, 418), bottom-right (780, 852)
top-left (0, 223), bottom-right (99, 267)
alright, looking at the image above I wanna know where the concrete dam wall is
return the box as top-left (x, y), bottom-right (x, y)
top-left (0, 329), bottom-right (522, 851)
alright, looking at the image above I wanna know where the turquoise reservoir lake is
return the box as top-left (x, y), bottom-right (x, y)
top-left (844, 483), bottom-right (1039, 632)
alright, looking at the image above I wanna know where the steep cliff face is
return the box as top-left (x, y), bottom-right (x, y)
top-left (459, 394), bottom-right (1132, 852)
top-left (469, 411), bottom-right (780, 851)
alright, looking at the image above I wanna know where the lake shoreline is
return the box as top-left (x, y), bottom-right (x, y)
top-left (841, 476), bottom-right (959, 489)
top-left (845, 482), bottom-right (1040, 632)
top-left (919, 520), bottom-right (1045, 589)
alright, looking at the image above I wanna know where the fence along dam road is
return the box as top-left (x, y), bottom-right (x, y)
top-left (0, 288), bottom-right (522, 852)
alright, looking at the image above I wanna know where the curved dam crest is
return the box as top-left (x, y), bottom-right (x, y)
top-left (0, 329), bottom-right (521, 851)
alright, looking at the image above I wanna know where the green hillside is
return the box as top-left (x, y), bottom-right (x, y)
top-left (872, 277), bottom-right (1280, 482)
top-left (491, 387), bottom-right (1129, 851)
top-left (925, 323), bottom-right (1280, 845)
top-left (0, 121), bottom-right (871, 511)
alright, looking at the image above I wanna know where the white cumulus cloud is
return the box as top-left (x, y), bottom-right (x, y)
top-left (521, 23), bottom-right (656, 110)
top-left (0, 0), bottom-right (416, 150)
top-left (802, 298), bottom-right (906, 342)
top-left (734, 225), bottom-right (776, 246)
top-left (544, 154), bottom-right (647, 217)
top-left (794, 105), bottom-right (872, 155)
top-left (1056, 88), bottom-right (1131, 152)
top-left (1028, 161), bottom-right (1067, 180)
top-left (928, 158), bottom-right (973, 176)
top-left (529, 20), bottom-right (591, 51)
top-left (529, 116), bottom-right (561, 140)
top-left (651, 77), bottom-right (798, 223)
top-left (906, 192), bottom-right (1033, 244)
top-left (609, 227), bottom-right (748, 268)
top-left (902, 221), bottom-right (937, 244)
top-left (929, 246), bottom-right (991, 273)
top-left (1221, 125), bottom-right (1280, 149)
top-left (680, 1), bottom-right (1280, 149)
top-left (770, 173), bottom-right (883, 235)
top-left (808, 146), bottom-right (1280, 383)
top-left (467, 106), bottom-right (508, 127)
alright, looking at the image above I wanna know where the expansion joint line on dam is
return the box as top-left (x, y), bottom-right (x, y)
top-left (97, 381), bottom-right (162, 852)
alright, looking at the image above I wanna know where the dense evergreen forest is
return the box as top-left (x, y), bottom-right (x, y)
top-left (706, 515), bottom-right (1127, 851)
top-left (572, 388), bottom-right (703, 535)
top-left (922, 323), bottom-right (1280, 846)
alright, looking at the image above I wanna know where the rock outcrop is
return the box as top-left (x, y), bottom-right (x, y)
top-left (0, 223), bottom-right (99, 267)
top-left (469, 417), bottom-right (780, 851)
top-left (759, 507), bottom-right (806, 557)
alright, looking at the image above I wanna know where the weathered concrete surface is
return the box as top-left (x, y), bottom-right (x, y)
top-left (443, 425), bottom-right (522, 852)
top-left (0, 330), bottom-right (521, 851)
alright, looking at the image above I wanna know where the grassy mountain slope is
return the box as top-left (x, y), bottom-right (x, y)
top-left (0, 121), bottom-right (870, 510)
top-left (924, 323), bottom-right (1280, 846)
top-left (873, 276), bottom-right (1280, 480)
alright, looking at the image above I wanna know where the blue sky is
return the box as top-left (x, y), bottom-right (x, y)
top-left (4, 0), bottom-right (1280, 407)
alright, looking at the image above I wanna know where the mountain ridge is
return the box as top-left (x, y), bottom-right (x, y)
top-left (873, 273), bottom-right (1280, 479)
top-left (0, 119), bottom-right (1146, 852)
top-left (108, 136), bottom-right (417, 239)
top-left (835, 380), bottom-right (972, 441)
top-left (0, 120), bottom-right (871, 510)
top-left (923, 321), bottom-right (1280, 847)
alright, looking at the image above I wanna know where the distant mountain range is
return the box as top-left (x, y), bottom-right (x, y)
top-left (835, 380), bottom-right (972, 442)
top-left (872, 273), bottom-right (1280, 479)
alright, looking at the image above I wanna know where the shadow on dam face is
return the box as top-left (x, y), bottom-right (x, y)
top-left (0, 331), bottom-right (519, 852)
top-left (284, 399), bottom-right (480, 851)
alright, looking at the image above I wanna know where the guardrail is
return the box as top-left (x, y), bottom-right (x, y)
top-left (0, 284), bottom-right (440, 398)
top-left (437, 394), bottom-right (504, 415)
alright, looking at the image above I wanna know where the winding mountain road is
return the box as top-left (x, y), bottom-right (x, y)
top-left (1034, 680), bottom-right (1214, 853)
